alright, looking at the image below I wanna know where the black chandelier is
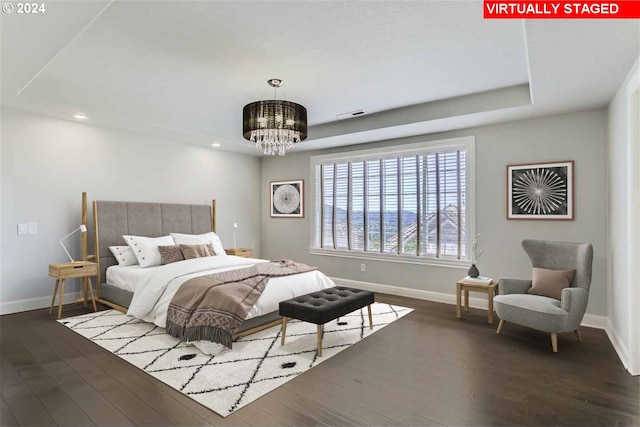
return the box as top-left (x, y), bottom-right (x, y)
top-left (242, 79), bottom-right (308, 156)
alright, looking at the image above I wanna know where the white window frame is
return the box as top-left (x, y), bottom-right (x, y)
top-left (309, 136), bottom-right (475, 269)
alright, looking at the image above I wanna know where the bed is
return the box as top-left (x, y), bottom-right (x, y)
top-left (83, 194), bottom-right (335, 345)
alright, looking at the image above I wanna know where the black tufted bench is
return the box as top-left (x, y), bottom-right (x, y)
top-left (279, 286), bottom-right (375, 357)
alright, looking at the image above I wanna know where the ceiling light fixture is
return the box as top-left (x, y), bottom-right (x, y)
top-left (211, 143), bottom-right (221, 147)
top-left (242, 79), bottom-right (307, 156)
top-left (74, 113), bottom-right (88, 120)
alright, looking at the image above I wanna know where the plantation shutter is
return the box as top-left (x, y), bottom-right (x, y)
top-left (314, 142), bottom-right (469, 261)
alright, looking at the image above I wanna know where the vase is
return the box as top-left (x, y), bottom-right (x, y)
top-left (468, 264), bottom-right (479, 278)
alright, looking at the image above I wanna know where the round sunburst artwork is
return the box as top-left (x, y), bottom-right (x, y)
top-left (510, 164), bottom-right (571, 218)
top-left (271, 180), bottom-right (303, 217)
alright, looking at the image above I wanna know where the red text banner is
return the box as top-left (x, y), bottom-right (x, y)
top-left (484, 1), bottom-right (640, 18)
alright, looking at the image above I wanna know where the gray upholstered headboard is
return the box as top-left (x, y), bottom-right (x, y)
top-left (93, 200), bottom-right (214, 291)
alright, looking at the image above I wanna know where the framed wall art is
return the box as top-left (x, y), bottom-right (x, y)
top-left (507, 160), bottom-right (574, 220)
top-left (270, 179), bottom-right (304, 218)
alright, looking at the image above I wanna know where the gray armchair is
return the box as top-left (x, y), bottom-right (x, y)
top-left (494, 239), bottom-right (593, 352)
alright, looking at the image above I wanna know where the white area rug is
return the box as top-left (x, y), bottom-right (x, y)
top-left (58, 303), bottom-right (412, 416)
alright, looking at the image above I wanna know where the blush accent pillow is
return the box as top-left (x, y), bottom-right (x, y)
top-left (527, 268), bottom-right (576, 300)
top-left (180, 243), bottom-right (216, 260)
top-left (123, 235), bottom-right (176, 268)
top-left (108, 245), bottom-right (138, 266)
top-left (171, 232), bottom-right (226, 256)
top-left (158, 245), bottom-right (185, 265)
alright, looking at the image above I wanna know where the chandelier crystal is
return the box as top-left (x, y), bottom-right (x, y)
top-left (242, 79), bottom-right (307, 156)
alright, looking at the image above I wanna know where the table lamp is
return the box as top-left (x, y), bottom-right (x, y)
top-left (60, 224), bottom-right (87, 262)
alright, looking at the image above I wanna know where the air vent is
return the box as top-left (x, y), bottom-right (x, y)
top-left (336, 110), bottom-right (367, 120)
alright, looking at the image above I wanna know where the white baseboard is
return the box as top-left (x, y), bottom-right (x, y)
top-left (332, 277), bottom-right (607, 330)
top-left (605, 317), bottom-right (630, 372)
top-left (0, 292), bottom-right (83, 315)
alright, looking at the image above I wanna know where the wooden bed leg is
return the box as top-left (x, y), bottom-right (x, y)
top-left (281, 317), bottom-right (287, 345)
top-left (367, 305), bottom-right (373, 329)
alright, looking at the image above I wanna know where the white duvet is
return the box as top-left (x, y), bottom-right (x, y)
top-left (125, 255), bottom-right (335, 353)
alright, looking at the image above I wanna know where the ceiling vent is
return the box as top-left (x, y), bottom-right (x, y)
top-left (336, 110), bottom-right (367, 120)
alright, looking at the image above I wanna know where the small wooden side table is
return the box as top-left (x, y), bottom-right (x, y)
top-left (49, 261), bottom-right (98, 319)
top-left (456, 279), bottom-right (499, 324)
top-left (224, 248), bottom-right (253, 258)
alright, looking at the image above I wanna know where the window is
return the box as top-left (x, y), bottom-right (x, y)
top-left (310, 136), bottom-right (475, 266)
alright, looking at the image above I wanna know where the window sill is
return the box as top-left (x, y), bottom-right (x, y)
top-left (308, 248), bottom-right (470, 269)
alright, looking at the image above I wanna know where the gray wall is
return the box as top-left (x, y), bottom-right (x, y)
top-left (261, 109), bottom-right (608, 316)
top-left (1, 109), bottom-right (261, 313)
top-left (607, 58), bottom-right (639, 374)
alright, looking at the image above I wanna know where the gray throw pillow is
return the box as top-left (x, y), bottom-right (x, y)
top-left (158, 245), bottom-right (185, 265)
top-left (180, 243), bottom-right (216, 260)
top-left (527, 268), bottom-right (576, 300)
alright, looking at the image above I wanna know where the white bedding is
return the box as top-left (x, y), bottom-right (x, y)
top-left (107, 264), bottom-right (160, 293)
top-left (118, 256), bottom-right (335, 355)
top-left (110, 255), bottom-right (335, 327)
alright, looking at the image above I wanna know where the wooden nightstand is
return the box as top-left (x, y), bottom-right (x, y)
top-left (456, 278), bottom-right (499, 325)
top-left (49, 261), bottom-right (98, 319)
top-left (224, 248), bottom-right (253, 258)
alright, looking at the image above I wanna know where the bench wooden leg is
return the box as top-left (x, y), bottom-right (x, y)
top-left (317, 324), bottom-right (323, 357)
top-left (367, 305), bottom-right (373, 329)
top-left (281, 317), bottom-right (288, 345)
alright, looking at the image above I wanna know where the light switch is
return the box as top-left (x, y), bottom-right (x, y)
top-left (233, 223), bottom-right (238, 229)
top-left (28, 222), bottom-right (38, 234)
top-left (17, 223), bottom-right (28, 235)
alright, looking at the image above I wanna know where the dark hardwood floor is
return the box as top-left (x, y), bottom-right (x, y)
top-left (1, 294), bottom-right (638, 427)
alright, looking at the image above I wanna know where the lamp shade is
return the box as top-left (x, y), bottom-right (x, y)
top-left (242, 100), bottom-right (308, 156)
top-left (242, 79), bottom-right (308, 156)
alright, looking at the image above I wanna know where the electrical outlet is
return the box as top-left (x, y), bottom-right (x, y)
top-left (17, 223), bottom-right (28, 235)
top-left (28, 222), bottom-right (38, 234)
top-left (360, 263), bottom-right (366, 272)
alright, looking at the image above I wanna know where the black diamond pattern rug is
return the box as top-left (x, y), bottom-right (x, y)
top-left (58, 303), bottom-right (412, 416)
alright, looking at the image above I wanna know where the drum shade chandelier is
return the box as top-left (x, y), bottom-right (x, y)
top-left (242, 79), bottom-right (307, 156)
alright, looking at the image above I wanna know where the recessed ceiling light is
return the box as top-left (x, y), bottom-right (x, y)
top-left (211, 143), bottom-right (221, 147)
top-left (74, 113), bottom-right (88, 120)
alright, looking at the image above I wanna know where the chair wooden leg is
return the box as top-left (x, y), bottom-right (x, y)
top-left (317, 324), bottom-right (323, 357)
top-left (496, 319), bottom-right (505, 334)
top-left (574, 328), bottom-right (583, 342)
top-left (551, 333), bottom-right (558, 353)
top-left (280, 317), bottom-right (287, 345)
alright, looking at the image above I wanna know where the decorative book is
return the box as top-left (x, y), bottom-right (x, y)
top-left (463, 276), bottom-right (493, 284)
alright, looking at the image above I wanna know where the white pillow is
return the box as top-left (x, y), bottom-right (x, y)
top-left (108, 245), bottom-right (138, 266)
top-left (170, 232), bottom-right (226, 256)
top-left (123, 235), bottom-right (175, 268)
